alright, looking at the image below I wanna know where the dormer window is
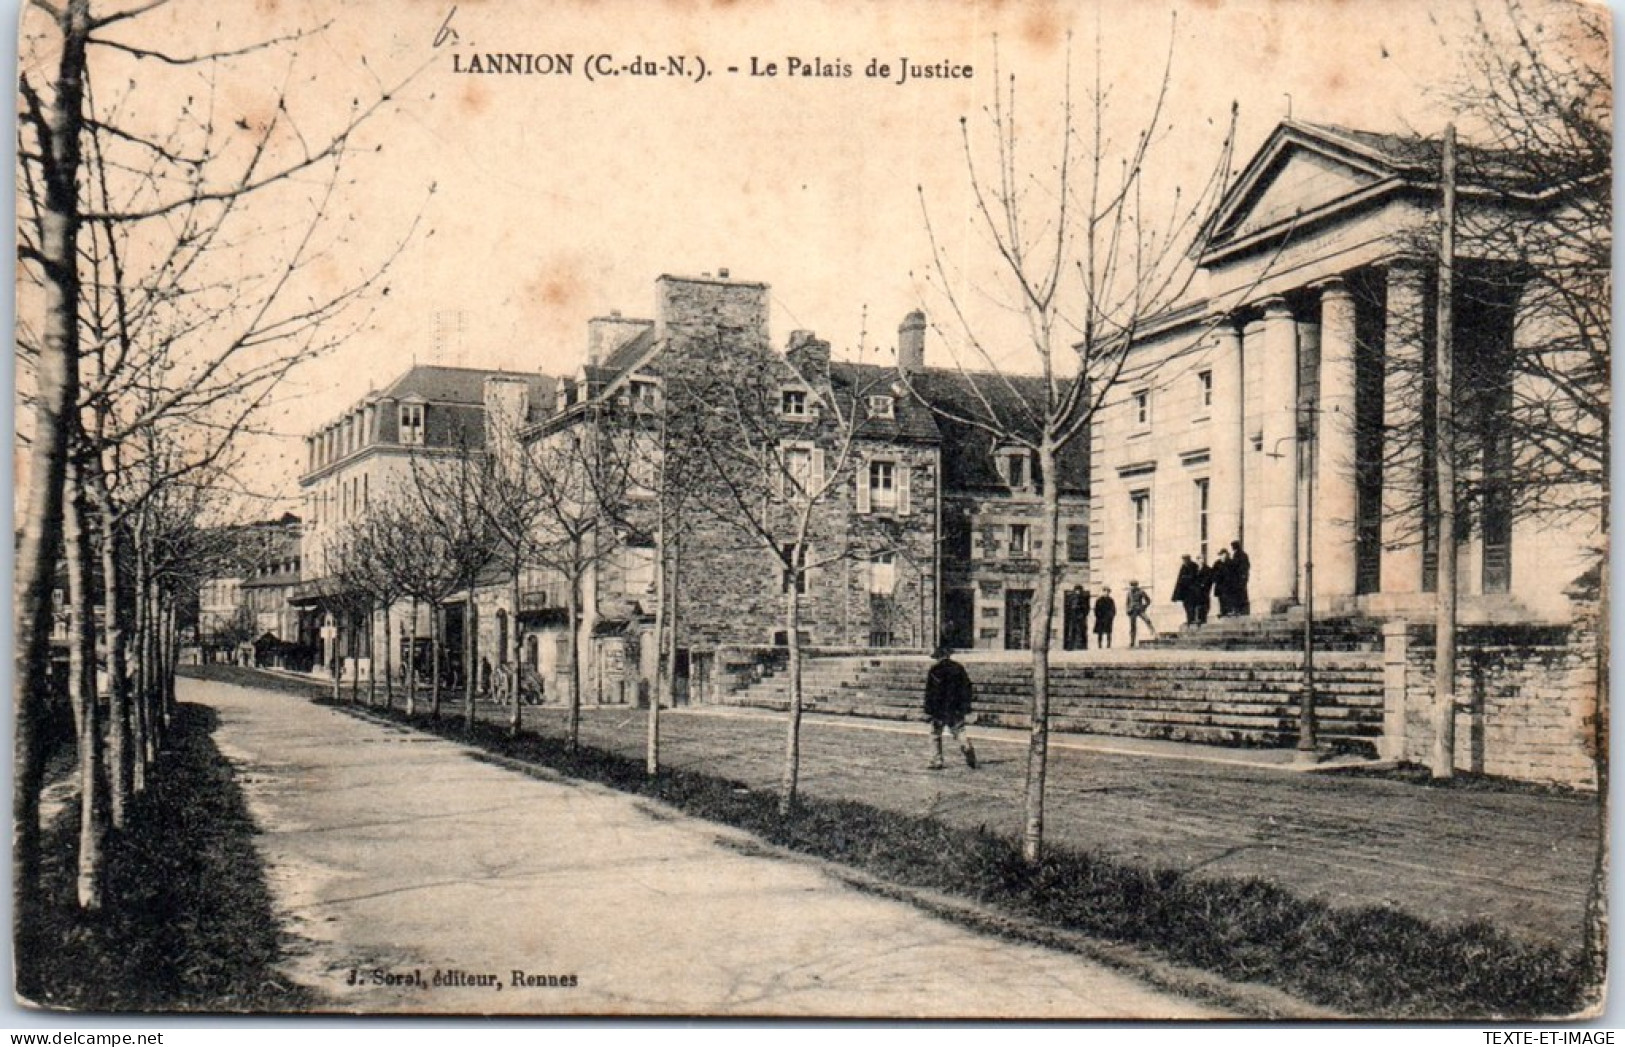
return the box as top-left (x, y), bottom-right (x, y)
top-left (400, 403), bottom-right (425, 445)
top-left (867, 395), bottom-right (895, 419)
top-left (782, 389), bottom-right (808, 418)
top-left (1005, 453), bottom-right (1028, 489)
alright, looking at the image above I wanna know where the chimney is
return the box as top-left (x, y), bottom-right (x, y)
top-left (586, 312), bottom-right (653, 367)
top-left (484, 376), bottom-right (531, 471)
top-left (654, 273), bottom-right (771, 343)
top-left (898, 309), bottom-right (927, 371)
top-left (787, 330), bottom-right (831, 385)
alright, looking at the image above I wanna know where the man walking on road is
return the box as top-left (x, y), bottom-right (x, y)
top-left (924, 645), bottom-right (977, 770)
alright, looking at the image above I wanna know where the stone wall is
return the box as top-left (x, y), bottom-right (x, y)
top-left (1391, 603), bottom-right (1601, 789)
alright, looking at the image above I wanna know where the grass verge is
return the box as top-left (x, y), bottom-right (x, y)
top-left (19, 701), bottom-right (316, 1013)
top-left (180, 665), bottom-right (1595, 1018)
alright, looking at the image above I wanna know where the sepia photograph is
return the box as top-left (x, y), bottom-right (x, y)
top-left (10, 0), bottom-right (1612, 1023)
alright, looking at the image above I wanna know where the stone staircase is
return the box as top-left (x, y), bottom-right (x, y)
top-left (718, 652), bottom-right (1386, 755)
top-left (1136, 613), bottom-right (1384, 653)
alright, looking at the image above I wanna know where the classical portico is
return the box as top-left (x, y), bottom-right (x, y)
top-left (1091, 120), bottom-right (1582, 626)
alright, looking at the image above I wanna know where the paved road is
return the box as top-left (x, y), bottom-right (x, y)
top-left (187, 677), bottom-right (1227, 1017)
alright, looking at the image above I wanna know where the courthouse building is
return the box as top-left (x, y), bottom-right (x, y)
top-left (1091, 120), bottom-right (1598, 628)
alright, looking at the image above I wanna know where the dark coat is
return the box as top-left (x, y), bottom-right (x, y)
top-left (1172, 560), bottom-right (1199, 603)
top-left (1092, 595), bottom-right (1117, 632)
top-left (924, 657), bottom-right (974, 724)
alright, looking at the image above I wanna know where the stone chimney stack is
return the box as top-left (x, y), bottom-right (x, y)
top-left (786, 330), bottom-right (831, 385)
top-left (483, 376), bottom-right (531, 471)
top-left (586, 310), bottom-right (653, 367)
top-left (898, 309), bottom-right (927, 371)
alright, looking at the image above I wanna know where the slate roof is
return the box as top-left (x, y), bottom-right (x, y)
top-left (379, 365), bottom-right (557, 418)
top-left (902, 368), bottom-right (1089, 495)
top-left (827, 361), bottom-right (941, 443)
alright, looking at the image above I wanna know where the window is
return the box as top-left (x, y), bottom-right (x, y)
top-left (1067, 524), bottom-right (1089, 563)
top-left (1132, 490), bottom-right (1152, 550)
top-left (1009, 523), bottom-right (1031, 558)
top-left (868, 551), bottom-right (896, 594)
top-left (632, 381), bottom-right (659, 409)
top-left (868, 459), bottom-right (896, 511)
top-left (1198, 370), bottom-right (1213, 412)
top-left (400, 403), bottom-right (425, 445)
top-left (784, 448), bottom-right (813, 498)
top-left (867, 395), bottom-right (895, 418)
top-left (782, 389), bottom-right (808, 418)
top-left (1193, 478), bottom-right (1210, 561)
top-left (781, 543), bottom-right (808, 594)
top-left (1133, 389), bottom-right (1151, 429)
top-left (1006, 453), bottom-right (1027, 489)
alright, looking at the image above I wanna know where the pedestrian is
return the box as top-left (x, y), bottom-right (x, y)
top-left (1126, 580), bottom-right (1155, 647)
top-left (1212, 548), bottom-right (1233, 617)
top-left (1063, 585), bottom-right (1090, 650)
top-left (1230, 540), bottom-right (1252, 616)
top-left (479, 655), bottom-right (492, 696)
top-left (1092, 587), bottom-right (1117, 649)
top-left (924, 644), bottom-right (977, 770)
top-left (1172, 554), bottom-right (1201, 626)
top-left (1195, 556), bottom-right (1214, 625)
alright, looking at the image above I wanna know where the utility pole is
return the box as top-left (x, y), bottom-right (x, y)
top-left (1431, 123), bottom-right (1459, 779)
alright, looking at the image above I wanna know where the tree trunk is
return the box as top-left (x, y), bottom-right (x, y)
top-left (329, 606), bottom-right (342, 704)
top-left (87, 474), bottom-right (130, 831)
top-left (64, 459), bottom-right (106, 911)
top-left (350, 609), bottom-right (361, 705)
top-left (778, 572), bottom-right (803, 817)
top-left (14, 0), bottom-right (92, 954)
top-left (383, 600), bottom-right (394, 709)
top-left (566, 570), bottom-right (582, 751)
top-left (130, 559), bottom-right (151, 797)
top-left (406, 597), bottom-right (418, 717)
top-left (509, 569), bottom-right (523, 738)
top-left (429, 602), bottom-right (442, 720)
top-left (464, 591), bottom-right (477, 733)
top-left (647, 533), bottom-right (667, 776)
top-left (1021, 438), bottom-right (1061, 865)
top-left (1431, 124), bottom-right (1459, 780)
top-left (368, 606), bottom-right (378, 707)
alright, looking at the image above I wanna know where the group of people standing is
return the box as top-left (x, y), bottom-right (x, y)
top-left (1171, 541), bottom-right (1252, 625)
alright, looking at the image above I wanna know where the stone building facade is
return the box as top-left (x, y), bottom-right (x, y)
top-left (294, 364), bottom-right (556, 681)
top-left (1091, 120), bottom-right (1601, 630)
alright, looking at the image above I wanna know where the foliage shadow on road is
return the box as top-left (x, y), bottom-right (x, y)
top-left (18, 702), bottom-right (317, 1013)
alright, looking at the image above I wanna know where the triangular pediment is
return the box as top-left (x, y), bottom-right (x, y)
top-left (1202, 121), bottom-right (1413, 260)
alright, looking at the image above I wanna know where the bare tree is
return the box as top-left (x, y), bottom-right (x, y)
top-left (407, 447), bottom-right (496, 723)
top-left (521, 404), bottom-right (643, 752)
top-left (14, 0), bottom-right (424, 945)
top-left (664, 324), bottom-right (890, 815)
top-left (912, 31), bottom-right (1239, 863)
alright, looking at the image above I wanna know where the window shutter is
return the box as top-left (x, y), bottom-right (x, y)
top-left (812, 448), bottom-right (826, 493)
top-left (856, 457), bottom-right (871, 514)
top-left (896, 460), bottom-right (911, 516)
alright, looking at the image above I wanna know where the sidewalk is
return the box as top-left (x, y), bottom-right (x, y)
top-left (185, 675), bottom-right (1228, 1017)
top-left (493, 699), bottom-right (1598, 950)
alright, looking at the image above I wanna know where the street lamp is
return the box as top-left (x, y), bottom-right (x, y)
top-left (1268, 404), bottom-right (1319, 758)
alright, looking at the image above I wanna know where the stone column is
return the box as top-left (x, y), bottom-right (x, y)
top-left (1380, 263), bottom-right (1428, 594)
top-left (1208, 319), bottom-right (1245, 552)
top-left (1240, 316), bottom-right (1267, 549)
top-left (1314, 277), bottom-right (1359, 600)
top-left (1252, 297), bottom-right (1299, 607)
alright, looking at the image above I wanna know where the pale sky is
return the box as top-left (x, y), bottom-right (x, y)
top-left (16, 0), bottom-right (1603, 514)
